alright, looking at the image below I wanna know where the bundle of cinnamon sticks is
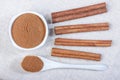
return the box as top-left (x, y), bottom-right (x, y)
top-left (51, 2), bottom-right (112, 61)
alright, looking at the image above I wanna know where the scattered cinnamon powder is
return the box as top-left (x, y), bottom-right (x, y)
top-left (21, 56), bottom-right (44, 72)
top-left (12, 13), bottom-right (46, 48)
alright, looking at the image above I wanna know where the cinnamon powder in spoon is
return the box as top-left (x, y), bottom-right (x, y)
top-left (21, 56), bottom-right (44, 72)
top-left (12, 13), bottom-right (46, 48)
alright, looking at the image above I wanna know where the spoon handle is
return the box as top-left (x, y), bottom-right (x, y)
top-left (40, 56), bottom-right (108, 71)
top-left (56, 63), bottom-right (108, 71)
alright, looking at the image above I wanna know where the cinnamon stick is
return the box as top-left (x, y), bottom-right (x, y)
top-left (52, 2), bottom-right (107, 23)
top-left (52, 48), bottom-right (101, 61)
top-left (55, 38), bottom-right (112, 47)
top-left (55, 23), bottom-right (109, 35)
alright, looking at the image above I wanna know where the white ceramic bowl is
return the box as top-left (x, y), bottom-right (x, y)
top-left (9, 11), bottom-right (49, 50)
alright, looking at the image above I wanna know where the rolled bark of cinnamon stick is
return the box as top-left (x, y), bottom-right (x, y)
top-left (52, 2), bottom-right (107, 23)
top-left (55, 38), bottom-right (112, 47)
top-left (52, 48), bottom-right (101, 61)
top-left (55, 23), bottom-right (109, 35)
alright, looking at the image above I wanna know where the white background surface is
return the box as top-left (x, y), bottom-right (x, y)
top-left (0, 0), bottom-right (119, 80)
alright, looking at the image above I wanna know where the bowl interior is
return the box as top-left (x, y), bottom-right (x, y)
top-left (9, 11), bottom-right (49, 50)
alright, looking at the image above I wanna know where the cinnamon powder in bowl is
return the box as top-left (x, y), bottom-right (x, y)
top-left (9, 12), bottom-right (48, 50)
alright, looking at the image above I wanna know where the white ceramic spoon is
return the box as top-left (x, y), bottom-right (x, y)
top-left (39, 56), bottom-right (108, 71)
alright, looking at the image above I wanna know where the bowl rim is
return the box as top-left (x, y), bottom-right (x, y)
top-left (9, 11), bottom-right (49, 50)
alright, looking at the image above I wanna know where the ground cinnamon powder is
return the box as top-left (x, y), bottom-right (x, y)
top-left (12, 13), bottom-right (46, 48)
top-left (21, 56), bottom-right (44, 72)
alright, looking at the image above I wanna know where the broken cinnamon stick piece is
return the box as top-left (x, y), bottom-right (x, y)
top-left (52, 2), bottom-right (107, 23)
top-left (52, 48), bottom-right (101, 61)
top-left (55, 38), bottom-right (112, 47)
top-left (55, 23), bottom-right (109, 35)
